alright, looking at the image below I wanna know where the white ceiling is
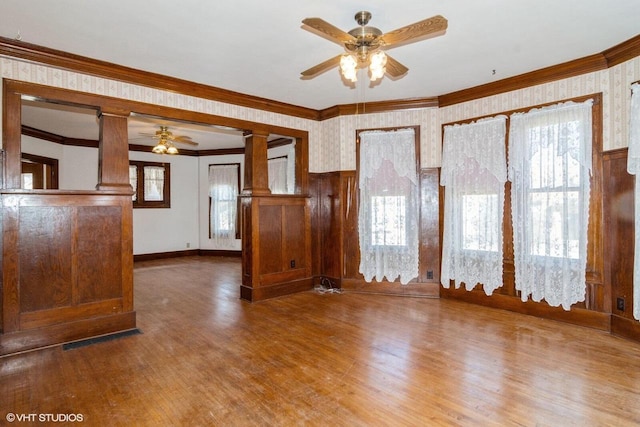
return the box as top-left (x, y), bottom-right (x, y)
top-left (2, 0), bottom-right (639, 150)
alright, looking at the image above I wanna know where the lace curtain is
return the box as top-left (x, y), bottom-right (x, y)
top-left (209, 164), bottom-right (239, 247)
top-left (358, 128), bottom-right (419, 285)
top-left (441, 116), bottom-right (507, 295)
top-left (143, 166), bottom-right (164, 201)
top-left (268, 142), bottom-right (296, 194)
top-left (628, 83), bottom-right (640, 320)
top-left (508, 100), bottom-right (593, 310)
top-left (268, 157), bottom-right (288, 194)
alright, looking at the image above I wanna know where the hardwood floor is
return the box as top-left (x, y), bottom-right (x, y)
top-left (2, 256), bottom-right (640, 426)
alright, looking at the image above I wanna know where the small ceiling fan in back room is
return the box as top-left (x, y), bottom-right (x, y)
top-left (134, 125), bottom-right (199, 155)
top-left (301, 10), bottom-right (447, 83)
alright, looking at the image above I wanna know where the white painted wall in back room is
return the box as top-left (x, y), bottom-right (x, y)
top-left (129, 151), bottom-right (200, 255)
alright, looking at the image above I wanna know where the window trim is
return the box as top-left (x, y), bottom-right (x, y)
top-left (129, 160), bottom-right (171, 209)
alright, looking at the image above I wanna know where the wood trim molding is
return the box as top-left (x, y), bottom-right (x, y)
top-left (603, 34), bottom-right (640, 67)
top-left (0, 36), bottom-right (319, 121)
top-left (2, 34), bottom-right (639, 119)
top-left (438, 54), bottom-right (608, 107)
top-left (319, 97), bottom-right (439, 120)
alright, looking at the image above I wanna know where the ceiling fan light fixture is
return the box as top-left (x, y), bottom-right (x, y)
top-left (369, 51), bottom-right (387, 81)
top-left (340, 54), bottom-right (358, 82)
top-left (152, 142), bottom-right (167, 154)
top-left (166, 144), bottom-right (179, 155)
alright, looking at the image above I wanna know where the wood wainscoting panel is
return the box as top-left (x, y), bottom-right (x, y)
top-left (603, 148), bottom-right (640, 341)
top-left (18, 206), bottom-right (73, 313)
top-left (418, 168), bottom-right (440, 284)
top-left (77, 205), bottom-right (123, 303)
top-left (258, 204), bottom-right (283, 274)
top-left (0, 191), bottom-right (136, 355)
top-left (283, 204), bottom-right (306, 271)
top-left (241, 195), bottom-right (313, 301)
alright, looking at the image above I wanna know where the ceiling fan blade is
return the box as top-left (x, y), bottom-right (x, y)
top-left (301, 55), bottom-right (342, 79)
top-left (380, 15), bottom-right (448, 48)
top-left (302, 17), bottom-right (357, 45)
top-left (385, 54), bottom-right (409, 78)
top-left (137, 132), bottom-right (158, 138)
top-left (173, 136), bottom-right (198, 146)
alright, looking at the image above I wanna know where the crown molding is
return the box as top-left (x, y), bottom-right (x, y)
top-left (439, 34), bottom-right (640, 107)
top-left (603, 34), bottom-right (640, 67)
top-left (0, 36), bottom-right (319, 121)
top-left (438, 54), bottom-right (608, 107)
top-left (318, 97), bottom-right (439, 120)
top-left (3, 33), bottom-right (640, 120)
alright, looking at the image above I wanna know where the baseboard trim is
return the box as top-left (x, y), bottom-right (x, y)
top-left (340, 278), bottom-right (440, 298)
top-left (240, 278), bottom-right (314, 302)
top-left (441, 288), bottom-right (611, 331)
top-left (0, 311), bottom-right (137, 356)
top-left (611, 314), bottom-right (640, 341)
top-left (133, 249), bottom-right (241, 262)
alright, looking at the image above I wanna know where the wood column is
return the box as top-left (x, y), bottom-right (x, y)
top-left (242, 130), bottom-right (271, 195)
top-left (97, 107), bottom-right (131, 192)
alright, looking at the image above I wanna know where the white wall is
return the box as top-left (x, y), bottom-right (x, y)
top-left (129, 151), bottom-right (200, 255)
top-left (21, 136), bottom-right (99, 190)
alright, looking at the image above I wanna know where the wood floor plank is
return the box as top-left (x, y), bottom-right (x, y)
top-left (2, 256), bottom-right (640, 426)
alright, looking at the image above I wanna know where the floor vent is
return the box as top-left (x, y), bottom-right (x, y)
top-left (62, 329), bottom-right (142, 351)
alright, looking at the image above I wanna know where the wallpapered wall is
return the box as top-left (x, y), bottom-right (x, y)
top-left (1, 54), bottom-right (640, 172)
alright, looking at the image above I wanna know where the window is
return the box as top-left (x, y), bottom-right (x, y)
top-left (440, 116), bottom-right (507, 295)
top-left (209, 164), bottom-right (240, 245)
top-left (509, 99), bottom-right (593, 310)
top-left (371, 195), bottom-right (406, 246)
top-left (129, 161), bottom-right (171, 208)
top-left (358, 128), bottom-right (419, 285)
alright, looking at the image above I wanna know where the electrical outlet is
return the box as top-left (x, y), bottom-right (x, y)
top-left (427, 270), bottom-right (433, 280)
top-left (290, 259), bottom-right (295, 268)
top-left (617, 297), bottom-right (625, 311)
top-left (186, 242), bottom-right (190, 248)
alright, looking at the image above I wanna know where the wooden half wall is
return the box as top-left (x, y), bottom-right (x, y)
top-left (1, 80), bottom-right (136, 356)
top-left (240, 195), bottom-right (313, 302)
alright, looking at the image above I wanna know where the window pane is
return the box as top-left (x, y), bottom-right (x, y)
top-left (529, 190), bottom-right (580, 259)
top-left (218, 201), bottom-right (232, 231)
top-left (529, 124), bottom-right (582, 190)
top-left (371, 196), bottom-right (406, 246)
top-left (143, 166), bottom-right (164, 201)
top-left (462, 194), bottom-right (500, 251)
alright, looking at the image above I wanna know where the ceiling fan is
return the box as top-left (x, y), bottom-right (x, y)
top-left (301, 11), bottom-right (447, 82)
top-left (137, 125), bottom-right (199, 154)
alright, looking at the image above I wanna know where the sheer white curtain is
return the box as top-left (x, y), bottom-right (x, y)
top-left (358, 128), bottom-right (419, 284)
top-left (143, 166), bottom-right (164, 201)
top-left (628, 83), bottom-right (640, 320)
top-left (509, 100), bottom-right (593, 310)
top-left (268, 157), bottom-right (288, 194)
top-left (441, 116), bottom-right (507, 295)
top-left (209, 164), bottom-right (239, 247)
top-left (286, 142), bottom-right (296, 193)
top-left (268, 142), bottom-right (296, 194)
